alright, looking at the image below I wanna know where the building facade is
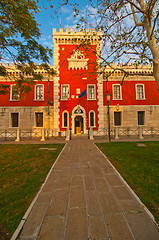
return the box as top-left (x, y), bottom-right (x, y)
top-left (0, 28), bottom-right (159, 139)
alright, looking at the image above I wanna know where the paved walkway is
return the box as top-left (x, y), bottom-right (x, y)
top-left (15, 136), bottom-right (158, 240)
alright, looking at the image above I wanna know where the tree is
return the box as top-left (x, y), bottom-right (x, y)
top-left (0, 0), bottom-right (56, 95)
top-left (55, 0), bottom-right (159, 88)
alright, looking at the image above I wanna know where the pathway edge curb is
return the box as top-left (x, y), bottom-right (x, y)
top-left (94, 143), bottom-right (159, 229)
top-left (10, 143), bottom-right (67, 240)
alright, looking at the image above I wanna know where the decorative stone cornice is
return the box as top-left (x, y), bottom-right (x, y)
top-left (67, 49), bottom-right (89, 70)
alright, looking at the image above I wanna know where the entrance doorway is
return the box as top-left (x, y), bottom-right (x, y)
top-left (75, 116), bottom-right (83, 134)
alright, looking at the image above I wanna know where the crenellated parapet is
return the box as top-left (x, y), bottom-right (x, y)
top-left (53, 28), bottom-right (102, 45)
top-left (0, 63), bottom-right (54, 81)
top-left (103, 62), bottom-right (153, 78)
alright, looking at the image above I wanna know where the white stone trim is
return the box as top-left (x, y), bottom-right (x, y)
top-left (53, 31), bottom-right (60, 133)
top-left (97, 74), bottom-right (104, 129)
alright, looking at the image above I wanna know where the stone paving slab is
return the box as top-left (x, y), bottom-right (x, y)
top-left (88, 216), bottom-right (108, 239)
top-left (38, 216), bottom-right (65, 240)
top-left (65, 208), bottom-right (87, 240)
top-left (46, 189), bottom-right (69, 216)
top-left (105, 213), bottom-right (134, 240)
top-left (17, 136), bottom-right (159, 240)
top-left (125, 212), bottom-right (159, 240)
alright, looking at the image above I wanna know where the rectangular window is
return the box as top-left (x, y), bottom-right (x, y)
top-left (87, 85), bottom-right (95, 100)
top-left (11, 113), bottom-right (19, 127)
top-left (10, 84), bottom-right (20, 101)
top-left (35, 112), bottom-right (43, 127)
top-left (35, 84), bottom-right (44, 100)
top-left (61, 85), bottom-right (69, 100)
top-left (136, 84), bottom-right (145, 100)
top-left (114, 112), bottom-right (121, 126)
top-left (113, 85), bottom-right (121, 100)
top-left (138, 111), bottom-right (145, 125)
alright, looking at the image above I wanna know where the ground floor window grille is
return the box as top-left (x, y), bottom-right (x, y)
top-left (114, 112), bottom-right (121, 126)
top-left (35, 112), bottom-right (43, 127)
top-left (138, 111), bottom-right (145, 125)
top-left (11, 113), bottom-right (19, 127)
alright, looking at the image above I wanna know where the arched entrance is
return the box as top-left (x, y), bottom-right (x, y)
top-left (72, 105), bottom-right (86, 134)
top-left (74, 116), bottom-right (83, 134)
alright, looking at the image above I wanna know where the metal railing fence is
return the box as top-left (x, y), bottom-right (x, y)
top-left (0, 129), bottom-right (66, 141)
top-left (93, 127), bottom-right (159, 139)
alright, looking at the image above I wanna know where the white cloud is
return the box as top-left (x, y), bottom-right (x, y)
top-left (63, 4), bottom-right (99, 30)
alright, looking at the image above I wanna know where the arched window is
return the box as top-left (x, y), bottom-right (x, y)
top-left (89, 111), bottom-right (95, 127)
top-left (63, 111), bottom-right (69, 128)
top-left (64, 112), bottom-right (68, 127)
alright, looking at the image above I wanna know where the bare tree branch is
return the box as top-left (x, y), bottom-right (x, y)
top-left (130, 4), bottom-right (144, 26)
top-left (150, 10), bottom-right (159, 39)
top-left (127, 0), bottom-right (146, 14)
top-left (136, 0), bottom-right (146, 11)
top-left (123, 51), bottom-right (153, 62)
top-left (105, 11), bottom-right (139, 32)
top-left (149, 0), bottom-right (158, 15)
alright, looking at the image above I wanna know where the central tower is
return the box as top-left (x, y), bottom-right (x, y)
top-left (53, 28), bottom-right (104, 135)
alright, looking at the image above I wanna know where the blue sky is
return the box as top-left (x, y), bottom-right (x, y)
top-left (35, 0), bottom-right (96, 65)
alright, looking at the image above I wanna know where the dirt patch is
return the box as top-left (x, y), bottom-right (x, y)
top-left (0, 224), bottom-right (12, 240)
top-left (137, 143), bottom-right (147, 147)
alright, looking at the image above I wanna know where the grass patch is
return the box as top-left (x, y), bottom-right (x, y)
top-left (96, 141), bottom-right (159, 223)
top-left (0, 144), bottom-right (64, 237)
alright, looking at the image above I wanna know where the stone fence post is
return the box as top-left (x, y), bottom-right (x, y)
top-left (41, 128), bottom-right (45, 141)
top-left (15, 128), bottom-right (20, 142)
top-left (138, 126), bottom-right (143, 139)
top-left (65, 128), bottom-right (70, 141)
top-left (89, 127), bottom-right (94, 140)
top-left (115, 127), bottom-right (119, 140)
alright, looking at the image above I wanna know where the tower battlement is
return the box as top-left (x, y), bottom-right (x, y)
top-left (53, 28), bottom-right (102, 35)
top-left (53, 28), bottom-right (102, 45)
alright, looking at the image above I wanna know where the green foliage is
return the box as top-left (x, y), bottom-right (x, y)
top-left (96, 141), bottom-right (159, 223)
top-left (0, 65), bottom-right (7, 76)
top-left (0, 0), bottom-right (56, 94)
top-left (0, 84), bottom-right (10, 95)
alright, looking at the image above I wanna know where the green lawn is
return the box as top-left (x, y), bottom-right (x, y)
top-left (0, 144), bottom-right (64, 238)
top-left (96, 142), bottom-right (159, 223)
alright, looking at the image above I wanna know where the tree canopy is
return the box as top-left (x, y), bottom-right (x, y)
top-left (0, 0), bottom-right (56, 95)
